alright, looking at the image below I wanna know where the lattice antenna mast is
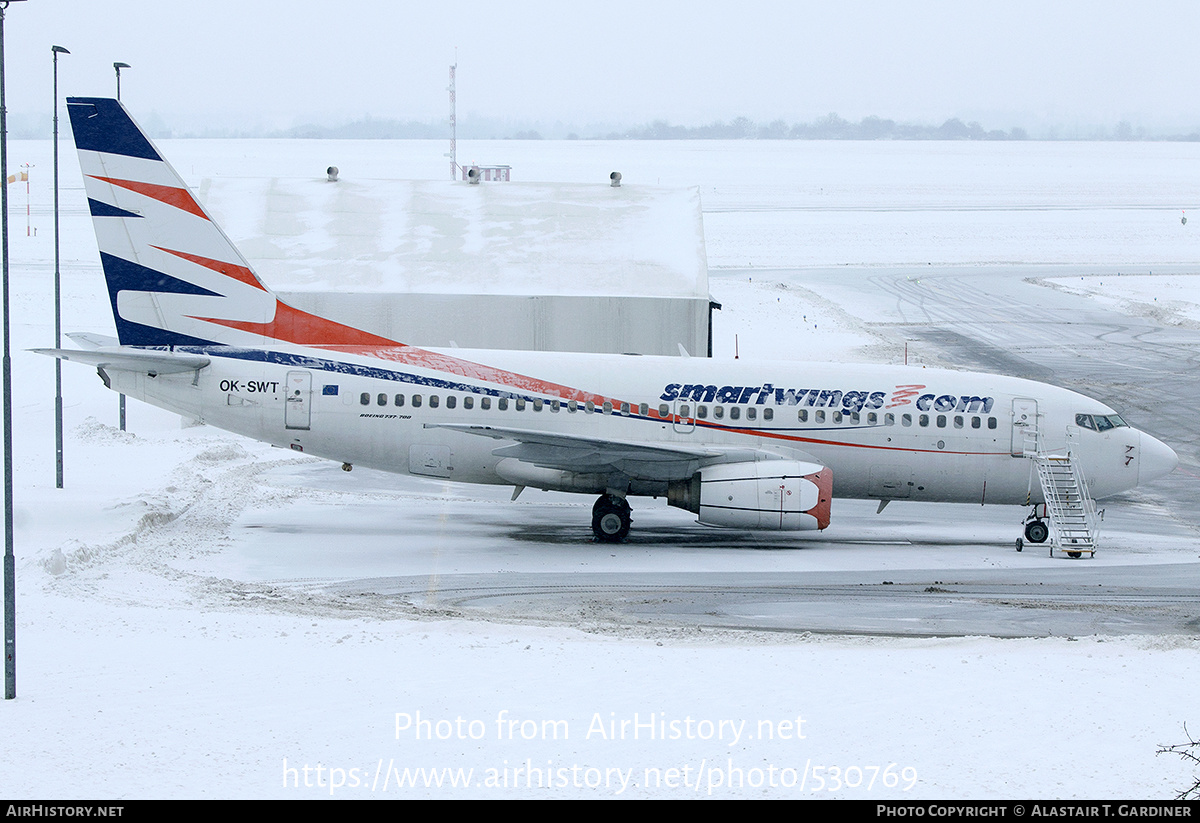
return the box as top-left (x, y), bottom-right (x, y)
top-left (448, 61), bottom-right (457, 180)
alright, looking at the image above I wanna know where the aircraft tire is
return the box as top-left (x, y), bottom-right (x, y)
top-left (592, 495), bottom-right (631, 543)
top-left (1024, 520), bottom-right (1049, 544)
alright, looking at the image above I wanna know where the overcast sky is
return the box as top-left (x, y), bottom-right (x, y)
top-left (7, 1), bottom-right (1200, 133)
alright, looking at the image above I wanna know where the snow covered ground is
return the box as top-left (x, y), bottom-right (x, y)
top-left (1043, 271), bottom-right (1200, 327)
top-left (3, 138), bottom-right (1200, 799)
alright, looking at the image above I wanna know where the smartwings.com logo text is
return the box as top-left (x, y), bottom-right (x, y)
top-left (658, 384), bottom-right (994, 415)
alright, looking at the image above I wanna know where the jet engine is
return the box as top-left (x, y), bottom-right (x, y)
top-left (668, 460), bottom-right (831, 531)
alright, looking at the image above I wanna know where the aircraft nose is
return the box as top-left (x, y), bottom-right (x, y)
top-left (1139, 431), bottom-right (1179, 485)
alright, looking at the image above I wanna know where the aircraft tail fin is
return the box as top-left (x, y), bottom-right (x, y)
top-left (66, 97), bottom-right (397, 350)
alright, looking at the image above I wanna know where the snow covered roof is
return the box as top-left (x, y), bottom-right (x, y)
top-left (196, 177), bottom-right (709, 299)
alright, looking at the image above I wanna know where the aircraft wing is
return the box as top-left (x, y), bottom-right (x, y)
top-left (427, 423), bottom-right (811, 481)
top-left (31, 347), bottom-right (211, 376)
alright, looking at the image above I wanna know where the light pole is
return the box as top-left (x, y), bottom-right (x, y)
top-left (113, 61), bottom-right (129, 430)
top-left (113, 62), bottom-right (129, 102)
top-left (53, 45), bottom-right (69, 489)
top-left (3, 0), bottom-right (29, 701)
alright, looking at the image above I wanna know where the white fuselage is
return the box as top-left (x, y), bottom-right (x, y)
top-left (105, 342), bottom-right (1162, 509)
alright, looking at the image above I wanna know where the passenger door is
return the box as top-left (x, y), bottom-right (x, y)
top-left (285, 370), bottom-right (312, 430)
top-left (1010, 398), bottom-right (1038, 456)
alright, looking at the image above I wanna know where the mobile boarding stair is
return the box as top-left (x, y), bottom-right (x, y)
top-left (1020, 428), bottom-right (1102, 558)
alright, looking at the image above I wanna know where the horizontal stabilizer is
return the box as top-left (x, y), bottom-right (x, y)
top-left (32, 347), bottom-right (211, 376)
top-left (66, 332), bottom-right (120, 350)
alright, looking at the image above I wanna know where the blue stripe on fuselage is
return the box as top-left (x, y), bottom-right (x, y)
top-left (187, 347), bottom-right (544, 400)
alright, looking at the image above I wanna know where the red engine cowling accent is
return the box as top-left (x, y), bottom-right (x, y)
top-left (806, 466), bottom-right (832, 530)
top-left (696, 460), bottom-right (832, 531)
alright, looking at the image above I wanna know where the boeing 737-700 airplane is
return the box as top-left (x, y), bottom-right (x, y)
top-left (38, 98), bottom-right (1179, 545)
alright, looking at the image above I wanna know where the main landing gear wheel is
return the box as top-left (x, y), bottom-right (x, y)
top-left (592, 494), bottom-right (632, 543)
top-left (1024, 519), bottom-right (1049, 544)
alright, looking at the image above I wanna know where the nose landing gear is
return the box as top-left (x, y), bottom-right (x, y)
top-left (1024, 518), bottom-right (1049, 544)
top-left (1016, 505), bottom-right (1049, 552)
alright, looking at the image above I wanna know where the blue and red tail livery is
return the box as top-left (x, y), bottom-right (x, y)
top-left (67, 96), bottom-right (399, 350)
top-left (67, 97), bottom-right (162, 161)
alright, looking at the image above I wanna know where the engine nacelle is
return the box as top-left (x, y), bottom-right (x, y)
top-left (669, 460), bottom-right (831, 531)
top-left (494, 457), bottom-right (606, 494)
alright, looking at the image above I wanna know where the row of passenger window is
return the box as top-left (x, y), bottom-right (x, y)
top-left (800, 409), bottom-right (998, 430)
top-left (663, 403), bottom-right (772, 421)
top-left (665, 401), bottom-right (997, 429)
top-left (360, 392), bottom-right (649, 415)
top-left (360, 391), bottom-right (998, 430)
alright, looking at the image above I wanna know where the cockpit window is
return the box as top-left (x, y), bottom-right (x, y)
top-left (1076, 413), bottom-right (1128, 432)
